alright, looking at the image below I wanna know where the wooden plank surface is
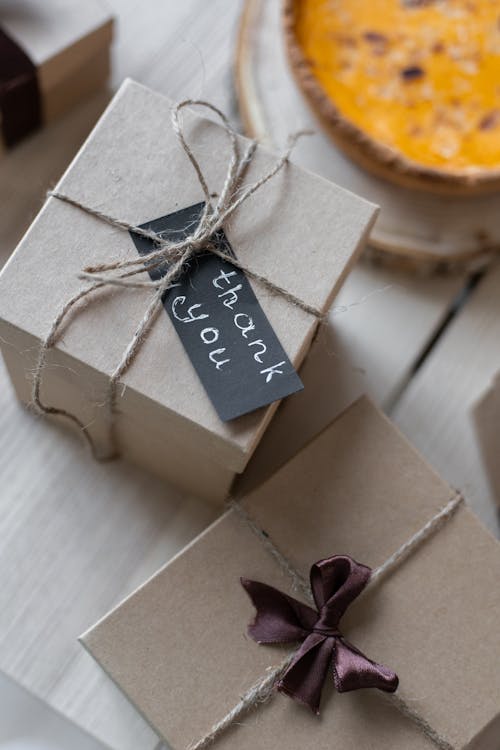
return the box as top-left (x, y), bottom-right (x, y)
top-left (241, 263), bottom-right (465, 493)
top-left (0, 349), bottom-right (216, 750)
top-left (0, 1), bottom-right (498, 749)
top-left (0, 670), bottom-right (108, 750)
top-left (393, 263), bottom-right (500, 535)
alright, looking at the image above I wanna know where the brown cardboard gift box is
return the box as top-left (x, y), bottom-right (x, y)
top-left (0, 79), bottom-right (376, 503)
top-left (81, 397), bottom-right (500, 750)
top-left (474, 374), bottom-right (500, 506)
top-left (0, 0), bottom-right (113, 152)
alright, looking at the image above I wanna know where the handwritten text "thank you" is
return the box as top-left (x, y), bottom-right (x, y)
top-left (171, 267), bottom-right (286, 382)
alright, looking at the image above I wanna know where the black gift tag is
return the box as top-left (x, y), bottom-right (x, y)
top-left (130, 202), bottom-right (303, 421)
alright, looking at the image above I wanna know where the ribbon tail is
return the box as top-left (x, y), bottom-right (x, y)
top-left (278, 633), bottom-right (335, 715)
top-left (333, 638), bottom-right (399, 693)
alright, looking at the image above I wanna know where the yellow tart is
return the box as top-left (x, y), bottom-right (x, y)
top-left (284, 0), bottom-right (500, 194)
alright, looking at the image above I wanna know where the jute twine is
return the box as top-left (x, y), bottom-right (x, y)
top-left (186, 494), bottom-right (464, 750)
top-left (31, 100), bottom-right (320, 459)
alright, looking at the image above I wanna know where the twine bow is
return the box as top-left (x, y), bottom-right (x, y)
top-left (242, 554), bottom-right (398, 714)
top-left (33, 100), bottom-right (318, 458)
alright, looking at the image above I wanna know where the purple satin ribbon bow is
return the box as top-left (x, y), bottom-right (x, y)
top-left (241, 554), bottom-right (398, 714)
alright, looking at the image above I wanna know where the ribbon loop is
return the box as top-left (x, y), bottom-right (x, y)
top-left (241, 578), bottom-right (317, 643)
top-left (242, 554), bottom-right (398, 714)
top-left (310, 555), bottom-right (371, 628)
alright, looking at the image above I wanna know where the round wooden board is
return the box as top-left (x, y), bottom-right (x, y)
top-left (235, 0), bottom-right (500, 270)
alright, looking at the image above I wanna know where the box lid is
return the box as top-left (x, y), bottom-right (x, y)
top-left (80, 397), bottom-right (500, 750)
top-left (474, 374), bottom-right (500, 506)
top-left (0, 80), bottom-right (376, 470)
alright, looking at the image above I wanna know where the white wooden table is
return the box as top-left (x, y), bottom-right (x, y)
top-left (0, 2), bottom-right (499, 749)
top-left (0, 671), bottom-right (105, 750)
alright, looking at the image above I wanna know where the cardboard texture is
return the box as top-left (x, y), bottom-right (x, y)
top-left (81, 397), bottom-right (500, 750)
top-left (0, 79), bottom-right (376, 502)
top-left (474, 374), bottom-right (500, 507)
top-left (0, 0), bottom-right (113, 152)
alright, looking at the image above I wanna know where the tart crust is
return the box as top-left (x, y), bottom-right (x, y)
top-left (283, 0), bottom-right (500, 196)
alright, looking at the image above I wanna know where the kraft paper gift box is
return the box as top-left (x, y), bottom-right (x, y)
top-left (80, 397), bottom-right (500, 750)
top-left (0, 79), bottom-right (376, 503)
top-left (0, 0), bottom-right (113, 153)
top-left (474, 374), bottom-right (500, 506)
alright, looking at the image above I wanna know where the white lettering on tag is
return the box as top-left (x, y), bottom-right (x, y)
top-left (248, 339), bottom-right (267, 364)
top-left (209, 349), bottom-right (230, 370)
top-left (218, 284), bottom-right (243, 311)
top-left (234, 313), bottom-right (256, 339)
top-left (172, 296), bottom-right (209, 323)
top-left (200, 327), bottom-right (219, 345)
top-left (213, 269), bottom-right (237, 289)
top-left (260, 361), bottom-right (286, 383)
